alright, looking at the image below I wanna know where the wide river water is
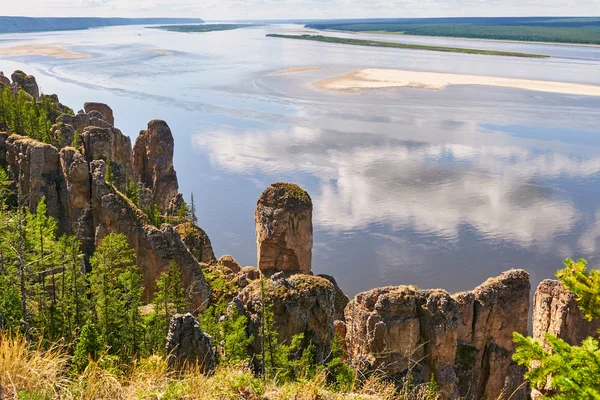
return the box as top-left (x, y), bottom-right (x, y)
top-left (1, 24), bottom-right (599, 297)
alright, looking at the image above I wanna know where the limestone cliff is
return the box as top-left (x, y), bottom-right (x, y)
top-left (342, 270), bottom-right (530, 400)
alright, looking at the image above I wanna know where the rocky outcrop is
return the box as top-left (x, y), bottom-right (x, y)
top-left (532, 279), bottom-right (600, 346)
top-left (51, 123), bottom-right (76, 149)
top-left (236, 274), bottom-right (335, 362)
top-left (166, 313), bottom-right (215, 372)
top-left (84, 102), bottom-right (114, 126)
top-left (90, 160), bottom-right (210, 311)
top-left (5, 134), bottom-right (69, 232)
top-left (218, 255), bottom-right (241, 273)
top-left (343, 270), bottom-right (530, 400)
top-left (255, 182), bottom-right (313, 275)
top-left (133, 120), bottom-right (179, 213)
top-left (0, 71), bottom-right (10, 87)
top-left (11, 70), bottom-right (39, 100)
top-left (58, 111), bottom-right (112, 136)
top-left (175, 222), bottom-right (216, 264)
top-left (318, 274), bottom-right (349, 322)
top-left (82, 126), bottom-right (134, 192)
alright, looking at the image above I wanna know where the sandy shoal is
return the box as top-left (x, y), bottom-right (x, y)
top-left (0, 45), bottom-right (91, 59)
top-left (315, 68), bottom-right (600, 97)
top-left (146, 49), bottom-right (174, 55)
top-left (271, 66), bottom-right (324, 75)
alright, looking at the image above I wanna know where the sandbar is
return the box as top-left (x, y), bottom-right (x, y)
top-left (271, 66), bottom-right (324, 75)
top-left (0, 45), bottom-right (90, 59)
top-left (146, 49), bottom-right (174, 55)
top-left (315, 68), bottom-right (600, 97)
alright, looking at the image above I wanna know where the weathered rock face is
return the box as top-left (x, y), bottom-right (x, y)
top-left (133, 120), bottom-right (179, 213)
top-left (236, 274), bottom-right (335, 362)
top-left (343, 270), bottom-right (530, 400)
top-left (90, 160), bottom-right (210, 311)
top-left (84, 102), bottom-right (115, 126)
top-left (217, 254), bottom-right (241, 273)
top-left (166, 313), bottom-right (215, 372)
top-left (533, 279), bottom-right (600, 346)
top-left (255, 182), bottom-right (313, 275)
top-left (58, 112), bottom-right (112, 136)
top-left (318, 274), bottom-right (349, 322)
top-left (82, 126), bottom-right (134, 192)
top-left (0, 71), bottom-right (10, 87)
top-left (175, 222), bottom-right (216, 264)
top-left (59, 147), bottom-right (94, 254)
top-left (51, 123), bottom-right (76, 149)
top-left (5, 135), bottom-right (69, 232)
top-left (11, 70), bottom-right (39, 100)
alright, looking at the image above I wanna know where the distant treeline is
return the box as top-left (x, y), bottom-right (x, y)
top-left (149, 24), bottom-right (261, 33)
top-left (0, 17), bottom-right (205, 34)
top-left (305, 17), bottom-right (600, 45)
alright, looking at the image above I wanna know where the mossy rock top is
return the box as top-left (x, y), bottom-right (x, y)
top-left (257, 182), bottom-right (312, 212)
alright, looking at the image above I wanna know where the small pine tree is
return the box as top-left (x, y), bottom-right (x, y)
top-left (126, 181), bottom-right (140, 208)
top-left (72, 320), bottom-right (102, 373)
top-left (105, 157), bottom-right (115, 186)
top-left (190, 193), bottom-right (197, 225)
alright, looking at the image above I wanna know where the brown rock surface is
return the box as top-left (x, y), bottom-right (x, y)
top-left (343, 270), bottom-right (530, 400)
top-left (0, 71), bottom-right (10, 87)
top-left (166, 313), bottom-right (215, 372)
top-left (318, 274), bottom-right (349, 322)
top-left (5, 134), bottom-right (69, 232)
top-left (51, 123), bottom-right (75, 149)
top-left (11, 70), bottom-right (39, 100)
top-left (90, 160), bottom-right (210, 311)
top-left (84, 102), bottom-right (115, 126)
top-left (237, 274), bottom-right (335, 362)
top-left (218, 254), bottom-right (242, 273)
top-left (133, 120), bottom-right (179, 213)
top-left (255, 182), bottom-right (313, 274)
top-left (175, 222), bottom-right (216, 264)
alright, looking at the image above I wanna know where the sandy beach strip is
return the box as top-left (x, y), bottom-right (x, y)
top-left (0, 45), bottom-right (91, 59)
top-left (146, 49), bottom-right (174, 55)
top-left (316, 68), bottom-right (600, 96)
top-left (271, 66), bottom-right (324, 75)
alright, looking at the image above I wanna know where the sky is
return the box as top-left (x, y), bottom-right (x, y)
top-left (1, 0), bottom-right (599, 20)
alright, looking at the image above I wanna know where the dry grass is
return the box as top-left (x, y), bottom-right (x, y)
top-left (0, 332), bottom-right (441, 399)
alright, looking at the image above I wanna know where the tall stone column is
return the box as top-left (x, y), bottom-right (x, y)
top-left (255, 182), bottom-right (313, 274)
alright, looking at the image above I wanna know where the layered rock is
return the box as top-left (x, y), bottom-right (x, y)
top-left (82, 126), bottom-right (134, 192)
top-left (133, 120), bottom-right (179, 213)
top-left (84, 102), bottom-right (115, 126)
top-left (166, 313), bottom-right (215, 372)
top-left (90, 160), bottom-right (210, 311)
top-left (11, 70), bottom-right (39, 100)
top-left (343, 270), bottom-right (530, 400)
top-left (175, 222), bottom-right (216, 264)
top-left (5, 134), bottom-right (69, 232)
top-left (236, 274), bottom-right (335, 362)
top-left (255, 182), bottom-right (313, 275)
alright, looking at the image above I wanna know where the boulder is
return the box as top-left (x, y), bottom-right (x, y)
top-left (0, 71), bottom-right (10, 87)
top-left (5, 134), bottom-right (69, 232)
top-left (343, 270), bottom-right (530, 400)
top-left (237, 274), bottom-right (335, 362)
top-left (84, 102), bottom-right (114, 126)
top-left (166, 313), bottom-right (215, 372)
top-left (82, 126), bottom-right (134, 192)
top-left (255, 182), bottom-right (313, 274)
top-left (51, 123), bottom-right (75, 149)
top-left (218, 254), bottom-right (241, 273)
top-left (240, 266), bottom-right (261, 281)
top-left (133, 120), bottom-right (179, 213)
top-left (90, 160), bottom-right (210, 311)
top-left (175, 222), bottom-right (216, 264)
top-left (11, 70), bottom-right (39, 100)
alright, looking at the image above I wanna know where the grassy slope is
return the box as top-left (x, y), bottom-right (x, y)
top-left (304, 17), bottom-right (600, 45)
top-left (266, 34), bottom-right (549, 58)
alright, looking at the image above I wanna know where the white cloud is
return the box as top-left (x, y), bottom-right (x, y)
top-left (3, 0), bottom-right (599, 19)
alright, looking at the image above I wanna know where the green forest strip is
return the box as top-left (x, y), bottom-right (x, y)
top-left (266, 34), bottom-right (549, 58)
top-left (149, 24), bottom-right (261, 33)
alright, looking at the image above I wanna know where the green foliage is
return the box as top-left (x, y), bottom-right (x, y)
top-left (150, 24), bottom-right (261, 33)
top-left (89, 233), bottom-right (143, 357)
top-left (125, 181), bottom-right (140, 208)
top-left (513, 258), bottom-right (600, 399)
top-left (72, 320), bottom-right (102, 373)
top-left (266, 34), bottom-right (549, 58)
top-left (325, 334), bottom-right (356, 392)
top-left (104, 157), bottom-right (115, 186)
top-left (0, 87), bottom-right (60, 143)
top-left (146, 203), bottom-right (163, 228)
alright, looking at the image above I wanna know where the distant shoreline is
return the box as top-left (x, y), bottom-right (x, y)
top-left (315, 68), bottom-right (600, 97)
top-left (0, 45), bottom-right (91, 59)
